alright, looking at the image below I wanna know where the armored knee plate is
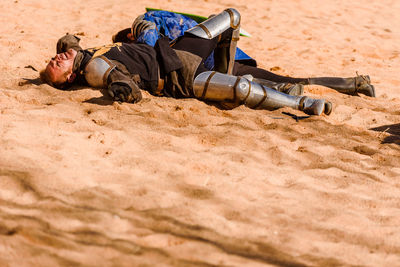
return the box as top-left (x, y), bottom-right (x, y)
top-left (84, 56), bottom-right (116, 88)
top-left (193, 71), bottom-right (328, 115)
top-left (186, 8), bottom-right (240, 74)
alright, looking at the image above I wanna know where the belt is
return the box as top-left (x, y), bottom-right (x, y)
top-left (152, 77), bottom-right (165, 96)
top-left (158, 77), bottom-right (164, 91)
top-left (155, 66), bottom-right (165, 95)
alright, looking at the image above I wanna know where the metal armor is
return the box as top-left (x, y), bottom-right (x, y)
top-left (84, 56), bottom-right (116, 88)
top-left (186, 8), bottom-right (241, 75)
top-left (193, 71), bottom-right (330, 116)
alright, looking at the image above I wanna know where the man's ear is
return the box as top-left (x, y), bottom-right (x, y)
top-left (67, 72), bottom-right (76, 83)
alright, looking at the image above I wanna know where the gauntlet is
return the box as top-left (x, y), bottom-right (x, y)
top-left (108, 82), bottom-right (142, 103)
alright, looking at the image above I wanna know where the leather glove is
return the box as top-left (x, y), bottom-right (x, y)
top-left (108, 82), bottom-right (142, 103)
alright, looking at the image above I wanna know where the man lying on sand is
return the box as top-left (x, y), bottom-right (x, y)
top-left (113, 9), bottom-right (376, 98)
top-left (40, 8), bottom-right (375, 116)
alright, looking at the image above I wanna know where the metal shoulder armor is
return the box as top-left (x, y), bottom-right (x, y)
top-left (84, 56), bottom-right (116, 88)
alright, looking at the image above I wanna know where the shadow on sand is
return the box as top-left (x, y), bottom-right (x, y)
top-left (19, 77), bottom-right (43, 86)
top-left (370, 123), bottom-right (400, 145)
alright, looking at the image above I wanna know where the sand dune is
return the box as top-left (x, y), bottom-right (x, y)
top-left (1, 0), bottom-right (400, 266)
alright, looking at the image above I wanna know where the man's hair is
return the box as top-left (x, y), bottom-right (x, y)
top-left (40, 69), bottom-right (69, 89)
top-left (112, 27), bottom-right (132, 43)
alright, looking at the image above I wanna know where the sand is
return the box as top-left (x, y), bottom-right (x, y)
top-left (1, 0), bottom-right (400, 266)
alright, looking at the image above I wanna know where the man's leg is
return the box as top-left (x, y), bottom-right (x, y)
top-left (172, 34), bottom-right (219, 62)
top-left (171, 7), bottom-right (239, 63)
top-left (171, 29), bottom-right (235, 78)
top-left (172, 7), bottom-right (239, 60)
top-left (193, 71), bottom-right (332, 116)
top-left (307, 75), bottom-right (375, 97)
top-left (232, 62), bottom-right (307, 84)
top-left (185, 8), bottom-right (241, 74)
top-left (233, 63), bottom-right (375, 97)
top-left (232, 62), bottom-right (306, 96)
top-left (241, 74), bottom-right (304, 96)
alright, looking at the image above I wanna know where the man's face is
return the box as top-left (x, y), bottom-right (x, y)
top-left (45, 48), bottom-right (77, 84)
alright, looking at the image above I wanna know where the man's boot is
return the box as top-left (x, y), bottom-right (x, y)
top-left (307, 74), bottom-right (375, 97)
top-left (193, 71), bottom-right (332, 116)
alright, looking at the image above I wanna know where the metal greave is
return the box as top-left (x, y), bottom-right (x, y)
top-left (185, 8), bottom-right (241, 39)
top-left (186, 8), bottom-right (241, 75)
top-left (193, 71), bottom-right (303, 110)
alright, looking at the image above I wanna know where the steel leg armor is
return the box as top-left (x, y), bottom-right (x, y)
top-left (193, 71), bottom-right (331, 116)
top-left (186, 8), bottom-right (240, 74)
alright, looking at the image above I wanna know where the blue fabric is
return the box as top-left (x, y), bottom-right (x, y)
top-left (136, 11), bottom-right (198, 47)
top-left (135, 10), bottom-right (254, 69)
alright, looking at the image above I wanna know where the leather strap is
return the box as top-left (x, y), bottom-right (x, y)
top-left (155, 65), bottom-right (164, 95)
top-left (157, 78), bottom-right (164, 91)
top-left (299, 96), bottom-right (307, 111)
